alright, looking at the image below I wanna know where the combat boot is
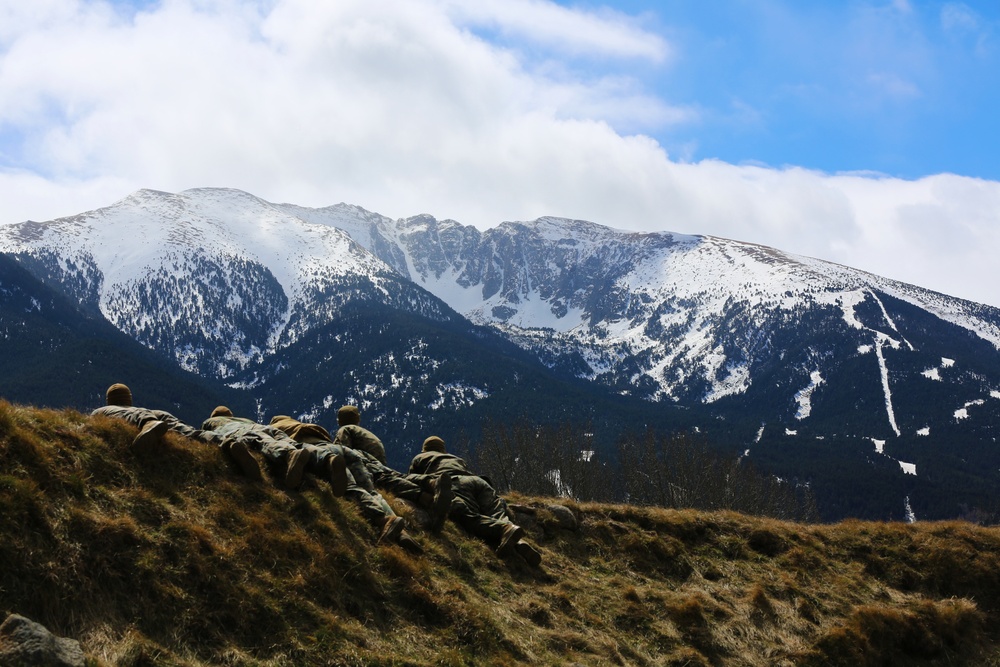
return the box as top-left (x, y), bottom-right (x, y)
top-left (223, 439), bottom-right (263, 481)
top-left (515, 540), bottom-right (542, 567)
top-left (326, 453), bottom-right (348, 497)
top-left (132, 420), bottom-right (168, 452)
top-left (429, 474), bottom-right (453, 533)
top-left (398, 529), bottom-right (424, 555)
top-left (284, 448), bottom-right (311, 490)
top-left (496, 523), bottom-right (524, 557)
top-left (377, 516), bottom-right (405, 546)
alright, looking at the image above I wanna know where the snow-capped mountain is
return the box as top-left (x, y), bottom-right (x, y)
top-left (280, 201), bottom-right (1000, 431)
top-left (0, 188), bottom-right (455, 378)
top-left (2, 187), bottom-right (999, 521)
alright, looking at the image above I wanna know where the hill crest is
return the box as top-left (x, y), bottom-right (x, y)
top-left (2, 400), bottom-right (1000, 666)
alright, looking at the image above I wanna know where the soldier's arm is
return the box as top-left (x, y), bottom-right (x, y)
top-left (408, 453), bottom-right (426, 475)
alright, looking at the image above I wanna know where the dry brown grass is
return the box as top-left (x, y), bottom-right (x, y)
top-left (3, 399), bottom-right (1000, 665)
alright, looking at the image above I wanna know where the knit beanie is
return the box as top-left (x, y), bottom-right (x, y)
top-left (337, 405), bottom-right (361, 426)
top-left (106, 383), bottom-right (132, 407)
top-left (422, 436), bottom-right (446, 453)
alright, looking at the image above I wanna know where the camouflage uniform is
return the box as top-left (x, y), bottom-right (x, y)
top-left (409, 446), bottom-right (516, 547)
top-left (333, 424), bottom-right (387, 464)
top-left (201, 415), bottom-right (302, 468)
top-left (91, 383), bottom-right (217, 445)
top-left (93, 386), bottom-right (260, 480)
top-left (275, 415), bottom-right (444, 503)
top-left (92, 404), bottom-right (210, 442)
top-left (268, 416), bottom-right (421, 549)
top-left (409, 437), bottom-right (541, 565)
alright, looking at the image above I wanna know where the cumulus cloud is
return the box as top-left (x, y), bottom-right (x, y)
top-left (0, 0), bottom-right (998, 308)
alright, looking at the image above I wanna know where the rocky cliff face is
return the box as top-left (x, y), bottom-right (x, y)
top-left (295, 204), bottom-right (1000, 429)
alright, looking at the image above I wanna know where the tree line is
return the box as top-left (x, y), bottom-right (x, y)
top-left (457, 419), bottom-right (818, 521)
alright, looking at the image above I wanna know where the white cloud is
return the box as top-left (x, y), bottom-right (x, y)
top-left (0, 0), bottom-right (999, 309)
top-left (443, 0), bottom-right (671, 62)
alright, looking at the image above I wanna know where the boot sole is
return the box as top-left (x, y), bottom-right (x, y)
top-left (496, 524), bottom-right (524, 556)
top-left (378, 516), bottom-right (405, 545)
top-left (227, 441), bottom-right (263, 482)
top-left (285, 448), bottom-right (311, 489)
top-left (328, 454), bottom-right (348, 497)
top-left (430, 474), bottom-right (453, 531)
top-left (515, 540), bottom-right (542, 567)
top-left (132, 420), bottom-right (168, 452)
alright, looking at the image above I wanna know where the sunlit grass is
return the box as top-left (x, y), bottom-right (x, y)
top-left (2, 399), bottom-right (1000, 665)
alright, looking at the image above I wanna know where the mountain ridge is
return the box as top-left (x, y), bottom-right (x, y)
top-left (2, 187), bottom-right (999, 521)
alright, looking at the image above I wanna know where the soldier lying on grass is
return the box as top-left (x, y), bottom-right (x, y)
top-left (92, 383), bottom-right (261, 480)
top-left (410, 436), bottom-right (542, 567)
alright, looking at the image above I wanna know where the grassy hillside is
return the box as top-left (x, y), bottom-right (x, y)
top-left (2, 399), bottom-right (1000, 666)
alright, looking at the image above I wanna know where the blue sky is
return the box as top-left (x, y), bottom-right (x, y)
top-left (522, 1), bottom-right (1000, 179)
top-left (1, 0), bottom-right (999, 307)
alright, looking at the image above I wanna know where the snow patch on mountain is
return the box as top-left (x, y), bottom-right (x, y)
top-left (429, 383), bottom-right (490, 410)
top-left (875, 338), bottom-right (902, 436)
top-left (794, 370), bottom-right (825, 420)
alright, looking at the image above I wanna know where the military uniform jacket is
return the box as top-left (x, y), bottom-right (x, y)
top-left (334, 424), bottom-right (386, 464)
top-left (270, 416), bottom-right (334, 444)
top-left (408, 450), bottom-right (473, 477)
top-left (201, 415), bottom-right (291, 441)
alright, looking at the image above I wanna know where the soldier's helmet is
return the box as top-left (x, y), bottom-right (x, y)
top-left (210, 405), bottom-right (234, 418)
top-left (422, 436), bottom-right (446, 453)
top-left (106, 383), bottom-right (133, 407)
top-left (338, 405), bottom-right (361, 426)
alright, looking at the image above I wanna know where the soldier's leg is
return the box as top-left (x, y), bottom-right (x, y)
top-left (243, 431), bottom-right (310, 489)
top-left (399, 472), bottom-right (453, 531)
top-left (221, 439), bottom-right (263, 481)
top-left (94, 406), bottom-right (166, 451)
top-left (150, 410), bottom-right (206, 441)
top-left (112, 406), bottom-right (159, 429)
top-left (345, 487), bottom-right (394, 526)
top-left (449, 475), bottom-right (512, 546)
top-left (301, 444), bottom-right (350, 495)
top-left (132, 420), bottom-right (169, 452)
top-left (370, 466), bottom-right (425, 503)
top-left (243, 430), bottom-right (298, 465)
top-left (472, 477), bottom-right (513, 524)
top-left (468, 477), bottom-right (532, 557)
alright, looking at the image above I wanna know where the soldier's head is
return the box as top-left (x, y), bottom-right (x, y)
top-left (210, 405), bottom-right (233, 418)
top-left (422, 436), bottom-right (446, 453)
top-left (105, 383), bottom-right (133, 407)
top-left (337, 405), bottom-right (361, 426)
